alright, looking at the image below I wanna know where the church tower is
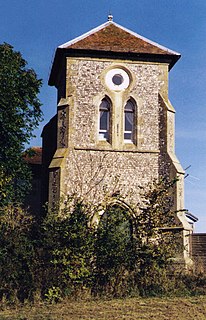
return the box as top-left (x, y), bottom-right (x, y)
top-left (42, 17), bottom-right (193, 263)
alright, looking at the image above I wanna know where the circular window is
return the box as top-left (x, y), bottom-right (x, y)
top-left (112, 74), bottom-right (124, 85)
top-left (105, 68), bottom-right (130, 91)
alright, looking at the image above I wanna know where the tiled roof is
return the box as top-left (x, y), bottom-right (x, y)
top-left (24, 147), bottom-right (42, 165)
top-left (49, 20), bottom-right (180, 86)
top-left (59, 21), bottom-right (180, 56)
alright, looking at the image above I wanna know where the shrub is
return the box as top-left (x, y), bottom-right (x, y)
top-left (0, 205), bottom-right (37, 302)
top-left (93, 204), bottom-right (138, 297)
top-left (1, 178), bottom-right (203, 304)
top-left (40, 198), bottom-right (95, 299)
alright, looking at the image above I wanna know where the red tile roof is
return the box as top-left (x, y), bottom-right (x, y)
top-left (49, 21), bottom-right (180, 86)
top-left (24, 147), bottom-right (42, 165)
top-left (62, 23), bottom-right (176, 56)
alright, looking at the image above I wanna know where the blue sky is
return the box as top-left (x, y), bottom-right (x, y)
top-left (1, 0), bottom-right (206, 232)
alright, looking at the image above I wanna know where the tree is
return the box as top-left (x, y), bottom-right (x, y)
top-left (0, 43), bottom-right (42, 205)
top-left (94, 205), bottom-right (137, 296)
top-left (134, 178), bottom-right (182, 295)
top-left (93, 178), bottom-right (181, 296)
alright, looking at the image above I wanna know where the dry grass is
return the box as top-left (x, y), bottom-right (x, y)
top-left (0, 296), bottom-right (206, 320)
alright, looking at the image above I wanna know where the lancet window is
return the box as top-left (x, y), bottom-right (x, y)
top-left (124, 99), bottom-right (135, 142)
top-left (99, 97), bottom-right (111, 140)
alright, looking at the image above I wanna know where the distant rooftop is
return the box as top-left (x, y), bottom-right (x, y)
top-left (24, 147), bottom-right (42, 165)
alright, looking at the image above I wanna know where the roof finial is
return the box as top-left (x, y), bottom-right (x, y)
top-left (108, 13), bottom-right (113, 21)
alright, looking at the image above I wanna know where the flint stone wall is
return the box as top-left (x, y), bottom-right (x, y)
top-left (61, 58), bottom-right (169, 204)
top-left (66, 58), bottom-right (164, 151)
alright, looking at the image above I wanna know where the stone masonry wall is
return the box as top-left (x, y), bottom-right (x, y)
top-left (66, 58), bottom-right (164, 151)
top-left (47, 53), bottom-right (188, 265)
top-left (64, 149), bottom-right (159, 205)
top-left (61, 58), bottom-right (168, 205)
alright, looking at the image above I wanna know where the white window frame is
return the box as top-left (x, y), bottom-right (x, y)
top-left (124, 99), bottom-right (135, 143)
top-left (99, 97), bottom-right (111, 141)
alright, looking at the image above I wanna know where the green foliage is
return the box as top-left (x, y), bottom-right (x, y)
top-left (136, 178), bottom-right (177, 240)
top-left (44, 287), bottom-right (62, 304)
top-left (93, 178), bottom-right (181, 297)
top-left (96, 205), bottom-right (135, 272)
top-left (1, 178), bottom-right (205, 304)
top-left (0, 205), bottom-right (37, 302)
top-left (94, 205), bottom-right (137, 296)
top-left (133, 178), bottom-right (182, 296)
top-left (41, 198), bottom-right (95, 299)
top-left (177, 273), bottom-right (206, 296)
top-left (0, 43), bottom-right (42, 205)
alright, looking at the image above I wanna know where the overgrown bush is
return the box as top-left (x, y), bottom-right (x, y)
top-left (40, 198), bottom-right (95, 300)
top-left (0, 179), bottom-right (206, 305)
top-left (93, 204), bottom-right (138, 297)
top-left (0, 205), bottom-right (37, 302)
top-left (133, 178), bottom-right (183, 296)
top-left (92, 178), bottom-right (182, 297)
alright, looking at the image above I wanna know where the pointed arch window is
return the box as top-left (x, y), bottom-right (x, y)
top-left (99, 97), bottom-right (111, 141)
top-left (124, 99), bottom-right (135, 142)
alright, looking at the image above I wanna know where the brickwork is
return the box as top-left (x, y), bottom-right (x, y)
top-left (191, 234), bottom-right (206, 272)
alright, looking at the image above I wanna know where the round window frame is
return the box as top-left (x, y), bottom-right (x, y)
top-left (105, 68), bottom-right (130, 91)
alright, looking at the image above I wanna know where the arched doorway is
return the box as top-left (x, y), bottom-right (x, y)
top-left (94, 204), bottom-right (136, 294)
